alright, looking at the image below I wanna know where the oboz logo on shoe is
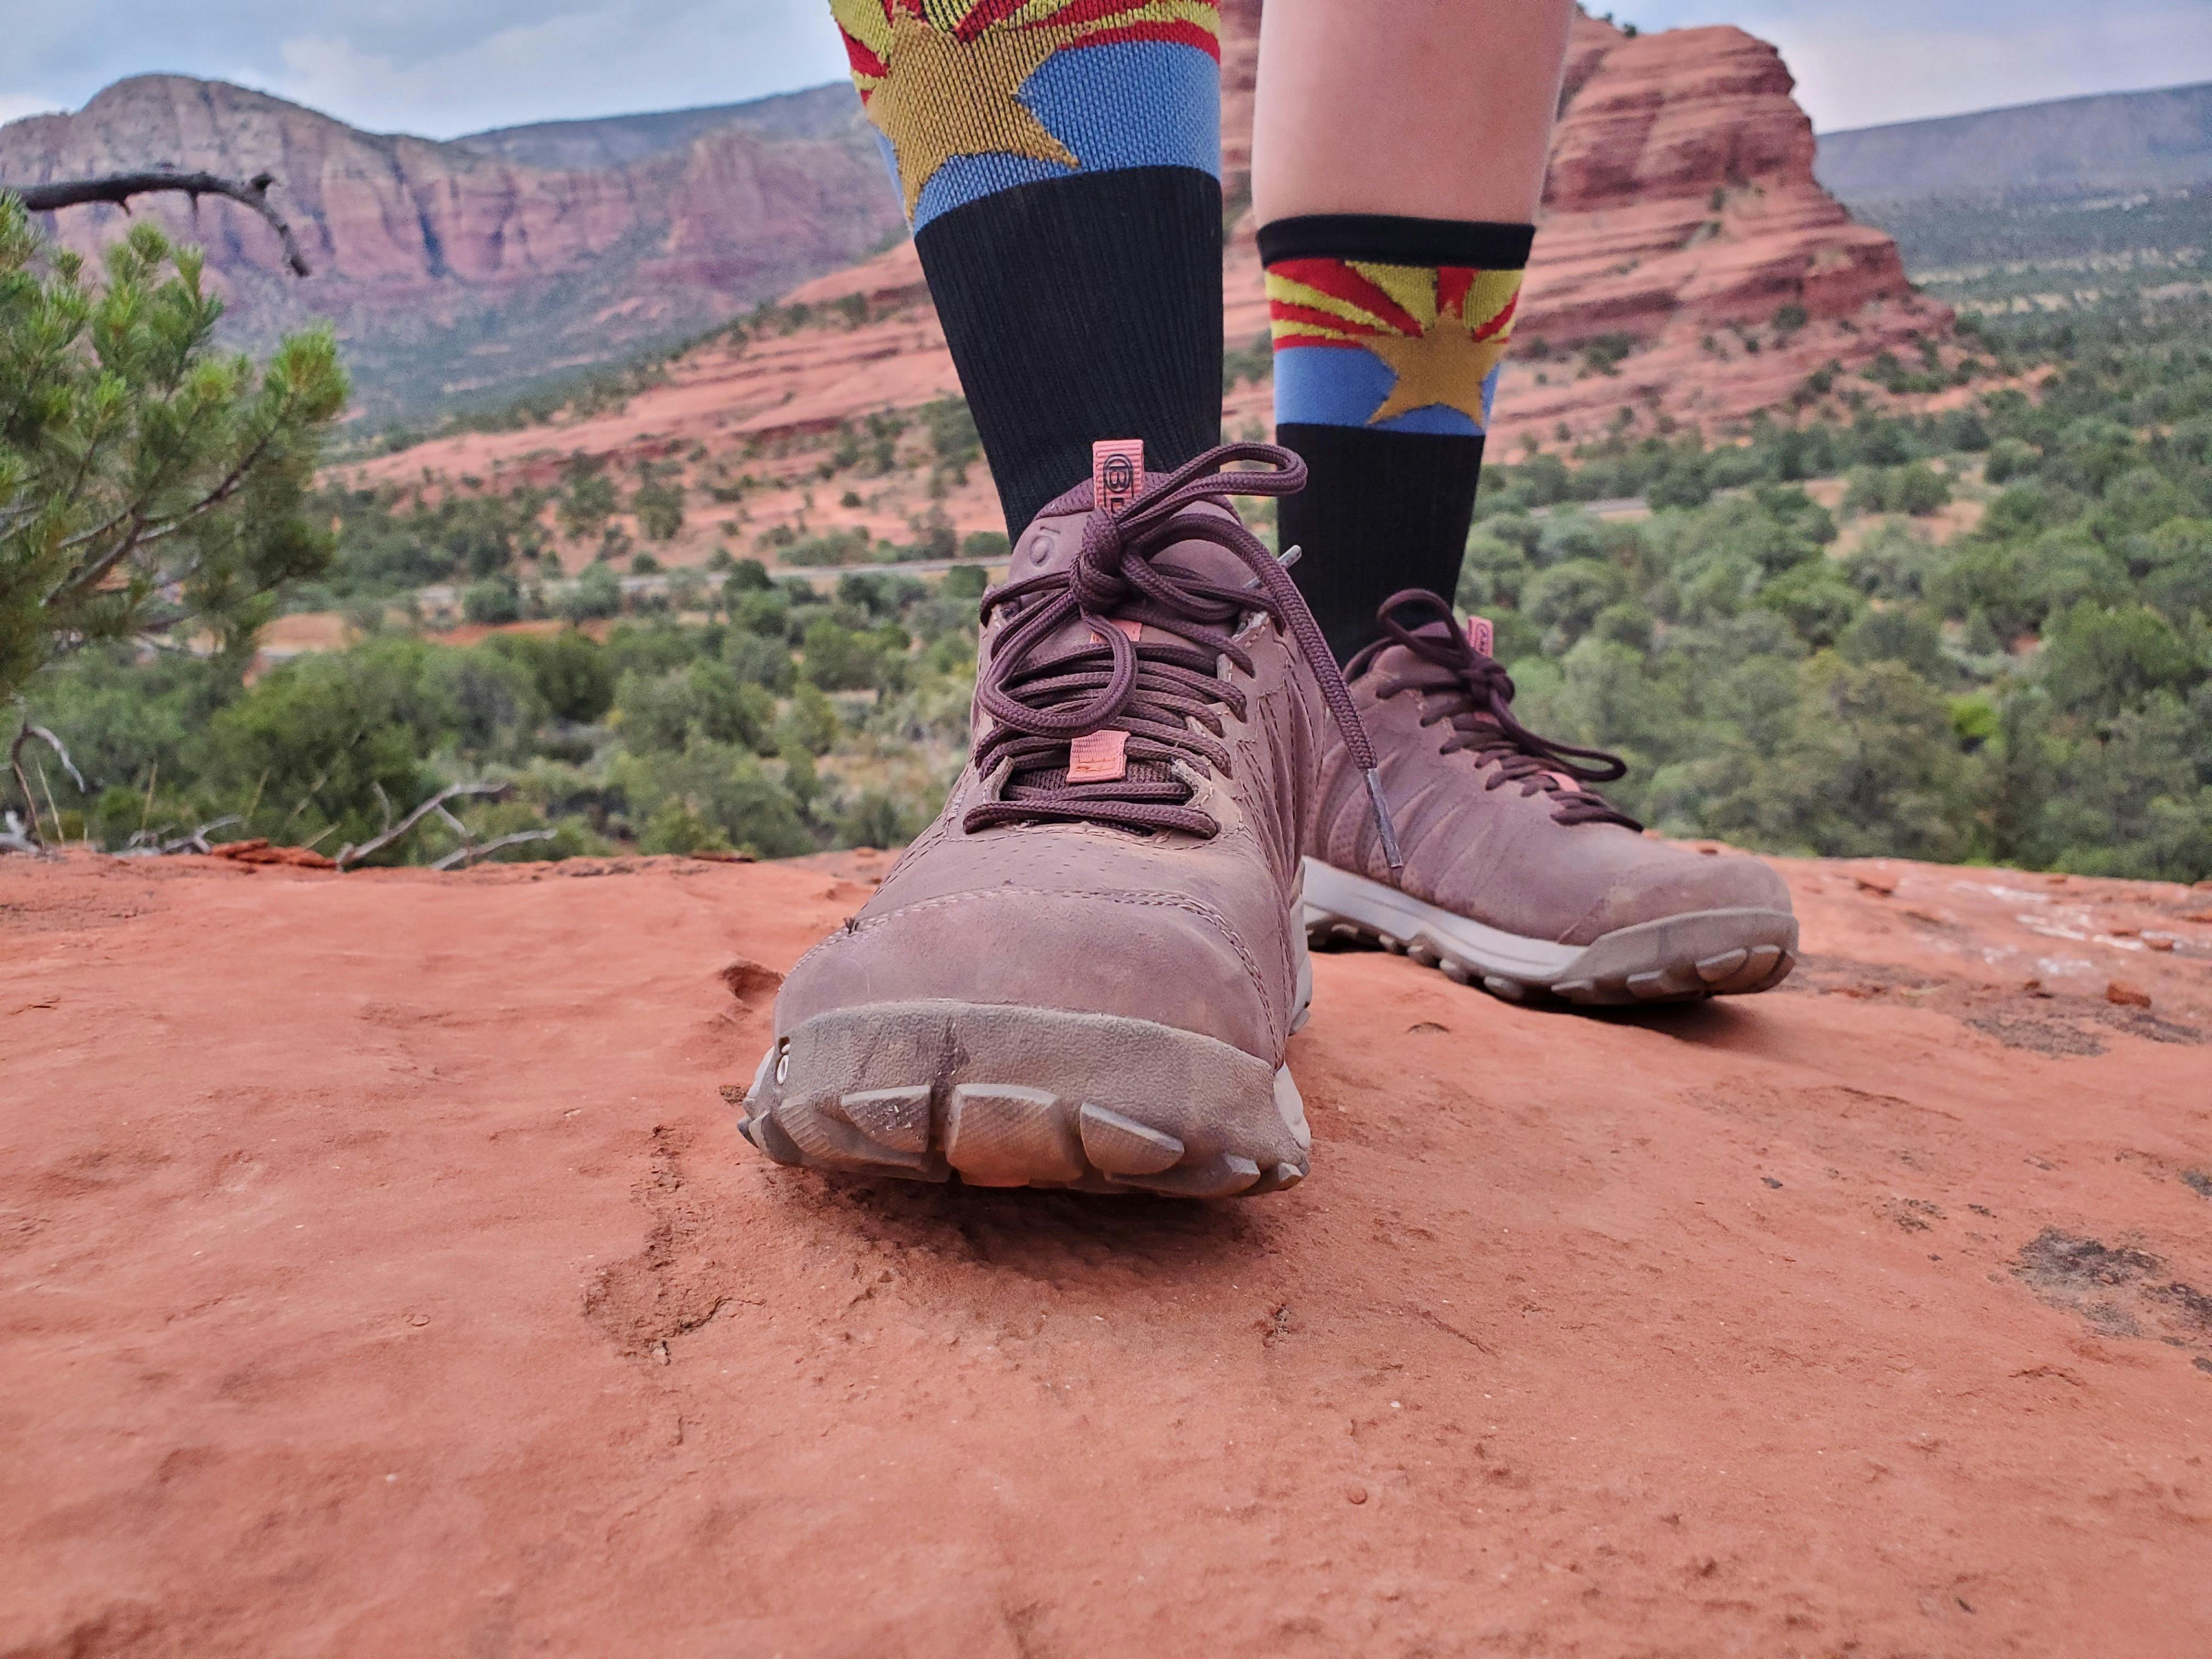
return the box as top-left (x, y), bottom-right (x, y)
top-left (1092, 439), bottom-right (1144, 517)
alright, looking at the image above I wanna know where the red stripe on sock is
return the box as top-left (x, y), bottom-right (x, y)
top-left (840, 31), bottom-right (888, 78)
top-left (1265, 258), bottom-right (1423, 336)
top-left (955, 0), bottom-right (1040, 40)
top-left (1435, 267), bottom-right (1473, 318)
top-left (1058, 19), bottom-right (1223, 59)
top-left (1045, 0), bottom-right (1219, 29)
top-left (1471, 289), bottom-right (1519, 341)
top-left (1269, 300), bottom-right (1387, 340)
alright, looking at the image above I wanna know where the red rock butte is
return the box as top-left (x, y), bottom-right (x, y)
top-left (3, 848), bottom-right (2208, 1655)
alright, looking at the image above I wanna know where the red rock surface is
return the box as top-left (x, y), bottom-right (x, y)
top-left (3, 850), bottom-right (2208, 1655)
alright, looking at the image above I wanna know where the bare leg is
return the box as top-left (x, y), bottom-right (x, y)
top-left (1251, 0), bottom-right (1575, 661)
top-left (1251, 0), bottom-right (1575, 225)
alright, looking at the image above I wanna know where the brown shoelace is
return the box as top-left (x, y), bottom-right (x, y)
top-left (966, 442), bottom-right (1402, 866)
top-left (1362, 588), bottom-right (1642, 831)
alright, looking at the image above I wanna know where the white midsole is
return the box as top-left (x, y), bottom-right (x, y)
top-left (1301, 857), bottom-right (1586, 981)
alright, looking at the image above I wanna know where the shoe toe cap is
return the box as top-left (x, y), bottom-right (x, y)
top-left (776, 885), bottom-right (1288, 1060)
top-left (1570, 845), bottom-right (1796, 940)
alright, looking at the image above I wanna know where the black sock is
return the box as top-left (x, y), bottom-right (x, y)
top-left (920, 170), bottom-right (1221, 531)
top-left (831, 2), bottom-right (1227, 532)
top-left (1260, 213), bottom-right (1534, 662)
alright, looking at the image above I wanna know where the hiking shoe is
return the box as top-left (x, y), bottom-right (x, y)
top-left (738, 442), bottom-right (1400, 1196)
top-left (1304, 590), bottom-right (1797, 1006)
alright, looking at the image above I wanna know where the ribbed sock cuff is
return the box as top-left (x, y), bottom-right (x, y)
top-left (1257, 215), bottom-right (1533, 269)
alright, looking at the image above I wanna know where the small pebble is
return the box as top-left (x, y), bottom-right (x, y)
top-left (1346, 1485), bottom-right (1368, 1505)
top-left (2106, 980), bottom-right (2152, 1009)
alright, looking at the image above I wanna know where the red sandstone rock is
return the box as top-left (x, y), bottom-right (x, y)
top-left (1, 848), bottom-right (2205, 1654)
top-left (0, 75), bottom-right (905, 383)
top-left (207, 838), bottom-right (337, 869)
top-left (1219, 12), bottom-right (1946, 441)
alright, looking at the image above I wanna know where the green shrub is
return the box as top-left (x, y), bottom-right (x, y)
top-left (563, 563), bottom-right (623, 620)
top-left (462, 577), bottom-right (522, 625)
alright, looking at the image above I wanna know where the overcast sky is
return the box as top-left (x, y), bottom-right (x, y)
top-left (5, 0), bottom-right (2209, 139)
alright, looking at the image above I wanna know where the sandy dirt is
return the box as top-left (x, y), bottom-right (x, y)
top-left (3, 850), bottom-right (2210, 1656)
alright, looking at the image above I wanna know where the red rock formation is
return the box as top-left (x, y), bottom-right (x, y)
top-left (1530, 20), bottom-right (1923, 342)
top-left (1216, 10), bottom-right (1946, 439)
top-left (3, 847), bottom-right (2207, 1654)
top-left (0, 75), bottom-right (904, 411)
top-left (1217, 0), bottom-right (1262, 199)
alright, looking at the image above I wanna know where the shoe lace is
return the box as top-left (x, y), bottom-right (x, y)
top-left (1365, 589), bottom-right (1643, 831)
top-left (966, 442), bottom-right (1402, 866)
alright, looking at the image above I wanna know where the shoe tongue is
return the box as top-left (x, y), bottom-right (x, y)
top-left (1353, 618), bottom-right (1458, 683)
top-left (1355, 618), bottom-right (1506, 727)
top-left (1005, 439), bottom-right (1254, 661)
top-left (992, 442), bottom-right (1235, 804)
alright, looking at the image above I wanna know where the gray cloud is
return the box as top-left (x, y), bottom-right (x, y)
top-left (3, 0), bottom-right (851, 136)
top-left (6, 0), bottom-right (2209, 139)
top-left (1626, 0), bottom-right (2212, 130)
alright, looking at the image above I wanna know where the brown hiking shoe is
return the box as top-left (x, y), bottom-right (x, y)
top-left (740, 443), bottom-right (1399, 1196)
top-left (1304, 590), bottom-right (1797, 1006)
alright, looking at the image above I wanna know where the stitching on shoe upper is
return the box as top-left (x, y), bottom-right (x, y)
top-left (803, 883), bottom-right (1280, 1034)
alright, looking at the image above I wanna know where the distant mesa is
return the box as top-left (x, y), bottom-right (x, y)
top-left (1816, 79), bottom-right (2212, 206)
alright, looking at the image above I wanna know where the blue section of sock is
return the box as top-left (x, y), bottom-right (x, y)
top-left (1272, 347), bottom-right (1493, 438)
top-left (910, 40), bottom-right (1220, 232)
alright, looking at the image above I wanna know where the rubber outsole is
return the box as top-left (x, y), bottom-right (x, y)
top-left (1302, 858), bottom-right (1797, 1007)
top-left (736, 1000), bottom-right (1312, 1197)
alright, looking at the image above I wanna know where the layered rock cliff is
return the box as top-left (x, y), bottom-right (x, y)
top-left (0, 75), bottom-right (905, 416)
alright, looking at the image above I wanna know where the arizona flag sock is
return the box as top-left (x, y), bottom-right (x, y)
top-left (1260, 213), bottom-right (1534, 662)
top-left (832, 0), bottom-right (1227, 533)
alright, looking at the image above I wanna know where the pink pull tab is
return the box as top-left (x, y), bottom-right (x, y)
top-left (1066, 729), bottom-right (1128, 783)
top-left (1466, 616), bottom-right (1496, 658)
top-left (1090, 617), bottom-right (1143, 645)
top-left (1092, 439), bottom-right (1144, 517)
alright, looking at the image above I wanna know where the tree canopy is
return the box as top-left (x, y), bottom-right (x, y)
top-left (1, 194), bottom-right (345, 716)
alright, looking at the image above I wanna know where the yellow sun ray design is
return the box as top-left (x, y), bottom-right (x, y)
top-left (834, 0), bottom-right (1221, 219)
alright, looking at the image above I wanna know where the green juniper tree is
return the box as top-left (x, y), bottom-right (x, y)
top-left (1, 195), bottom-right (346, 840)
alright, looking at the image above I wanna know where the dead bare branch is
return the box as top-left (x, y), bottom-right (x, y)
top-left (19, 722), bottom-right (87, 794)
top-left (11, 168), bottom-right (313, 276)
top-left (8, 715), bottom-right (85, 849)
top-left (431, 830), bottom-right (555, 871)
top-left (335, 782), bottom-right (511, 870)
top-left (163, 815), bottom-right (243, 855)
top-left (114, 815), bottom-right (245, 857)
top-left (1, 810), bottom-right (47, 856)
